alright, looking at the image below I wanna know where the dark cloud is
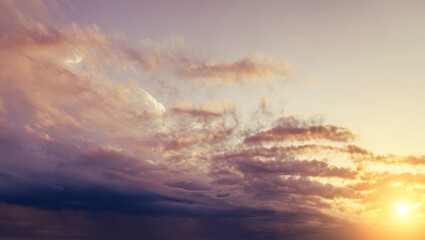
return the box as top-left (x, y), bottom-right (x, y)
top-left (236, 159), bottom-right (358, 179)
top-left (216, 193), bottom-right (231, 198)
top-left (0, 202), bottom-right (361, 240)
top-left (166, 181), bottom-right (211, 191)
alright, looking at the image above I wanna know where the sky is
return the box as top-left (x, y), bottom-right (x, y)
top-left (1, 0), bottom-right (425, 239)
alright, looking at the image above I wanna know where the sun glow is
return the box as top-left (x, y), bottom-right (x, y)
top-left (395, 203), bottom-right (410, 217)
top-left (394, 202), bottom-right (422, 219)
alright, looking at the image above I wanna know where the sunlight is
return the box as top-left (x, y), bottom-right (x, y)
top-left (394, 202), bottom-right (413, 218)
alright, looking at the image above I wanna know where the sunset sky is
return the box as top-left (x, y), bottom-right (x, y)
top-left (1, 0), bottom-right (425, 239)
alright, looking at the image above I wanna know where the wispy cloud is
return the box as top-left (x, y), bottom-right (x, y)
top-left (183, 56), bottom-right (292, 84)
top-left (1, 1), bottom-right (425, 240)
top-left (244, 116), bottom-right (355, 144)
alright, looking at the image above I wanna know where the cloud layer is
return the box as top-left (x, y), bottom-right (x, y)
top-left (1, 1), bottom-right (425, 240)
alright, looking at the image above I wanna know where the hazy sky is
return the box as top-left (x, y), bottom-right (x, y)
top-left (1, 0), bottom-right (425, 239)
top-left (66, 0), bottom-right (425, 156)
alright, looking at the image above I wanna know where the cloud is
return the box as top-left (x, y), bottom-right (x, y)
top-left (244, 116), bottom-right (356, 144)
top-left (183, 56), bottom-right (292, 84)
top-left (236, 159), bottom-right (358, 179)
top-left (2, 1), bottom-right (425, 240)
top-left (170, 99), bottom-right (234, 118)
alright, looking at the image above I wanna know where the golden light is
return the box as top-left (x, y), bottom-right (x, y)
top-left (394, 202), bottom-right (413, 218)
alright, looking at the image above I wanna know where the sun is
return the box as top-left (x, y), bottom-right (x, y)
top-left (394, 202), bottom-right (410, 217)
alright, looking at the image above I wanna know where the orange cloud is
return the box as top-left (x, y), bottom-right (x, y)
top-left (244, 123), bottom-right (355, 144)
top-left (184, 56), bottom-right (292, 84)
